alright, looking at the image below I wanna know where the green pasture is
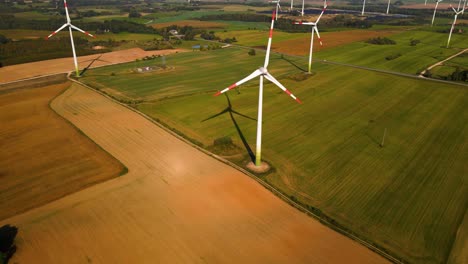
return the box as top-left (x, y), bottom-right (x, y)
top-left (79, 48), bottom-right (467, 264)
top-left (215, 29), bottom-right (309, 46)
top-left (316, 29), bottom-right (468, 74)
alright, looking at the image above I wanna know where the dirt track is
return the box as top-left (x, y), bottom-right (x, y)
top-left (0, 48), bottom-right (186, 83)
top-left (1, 83), bottom-right (388, 263)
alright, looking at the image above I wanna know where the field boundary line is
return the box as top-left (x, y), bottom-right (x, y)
top-left (69, 75), bottom-right (403, 264)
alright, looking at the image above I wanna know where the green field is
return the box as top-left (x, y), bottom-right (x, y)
top-left (316, 29), bottom-right (468, 74)
top-left (79, 47), bottom-right (467, 264)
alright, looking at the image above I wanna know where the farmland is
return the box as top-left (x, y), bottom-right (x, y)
top-left (0, 80), bottom-right (124, 221)
top-left (315, 29), bottom-right (468, 74)
top-left (1, 82), bottom-right (388, 264)
top-left (79, 47), bottom-right (467, 264)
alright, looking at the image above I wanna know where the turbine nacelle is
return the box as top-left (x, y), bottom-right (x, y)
top-left (258, 67), bottom-right (268, 75)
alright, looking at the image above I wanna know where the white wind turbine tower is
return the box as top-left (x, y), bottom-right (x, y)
top-left (361, 0), bottom-right (366, 15)
top-left (271, 0), bottom-right (282, 20)
top-left (290, 0), bottom-right (294, 11)
top-left (386, 0), bottom-right (391, 14)
top-left (214, 10), bottom-right (301, 167)
top-left (301, 0), bottom-right (305, 16)
top-left (294, 0), bottom-right (327, 73)
top-left (447, 5), bottom-right (465, 48)
top-left (46, 0), bottom-right (95, 77)
top-left (431, 0), bottom-right (443, 26)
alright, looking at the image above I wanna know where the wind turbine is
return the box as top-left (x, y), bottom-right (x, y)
top-left (386, 0), bottom-right (391, 14)
top-left (294, 0), bottom-right (327, 73)
top-left (271, 0), bottom-right (282, 19)
top-left (46, 0), bottom-right (95, 77)
top-left (301, 0), bottom-right (305, 16)
top-left (431, 0), bottom-right (443, 26)
top-left (425, 0), bottom-right (428, 6)
top-left (213, 10), bottom-right (301, 167)
top-left (361, 0), bottom-right (366, 15)
top-left (290, 0), bottom-right (294, 11)
top-left (447, 5), bottom-right (465, 48)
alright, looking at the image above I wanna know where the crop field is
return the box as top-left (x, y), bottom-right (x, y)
top-left (1, 82), bottom-right (388, 264)
top-left (0, 81), bottom-right (124, 221)
top-left (271, 28), bottom-right (404, 55)
top-left (151, 20), bottom-right (227, 29)
top-left (315, 29), bottom-right (468, 74)
top-left (79, 47), bottom-right (467, 264)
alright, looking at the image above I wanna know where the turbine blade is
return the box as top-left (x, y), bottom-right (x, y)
top-left (314, 27), bottom-right (323, 46)
top-left (316, 2), bottom-right (328, 23)
top-left (264, 73), bottom-right (302, 104)
top-left (264, 10), bottom-right (276, 68)
top-left (214, 69), bottom-right (262, 96)
top-left (70, 24), bottom-right (95, 38)
top-left (294, 21), bottom-right (316, 25)
top-left (46, 23), bottom-right (68, 39)
top-left (63, 0), bottom-right (71, 23)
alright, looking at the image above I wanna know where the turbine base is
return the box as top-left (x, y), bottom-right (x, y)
top-left (246, 161), bottom-right (271, 174)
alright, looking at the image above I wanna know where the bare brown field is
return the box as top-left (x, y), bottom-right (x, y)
top-left (273, 29), bottom-right (402, 55)
top-left (0, 82), bottom-right (124, 221)
top-left (0, 48), bottom-right (187, 83)
top-left (152, 20), bottom-right (227, 29)
top-left (1, 83), bottom-right (389, 264)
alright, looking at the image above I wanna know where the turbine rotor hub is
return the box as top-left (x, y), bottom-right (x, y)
top-left (259, 67), bottom-right (268, 75)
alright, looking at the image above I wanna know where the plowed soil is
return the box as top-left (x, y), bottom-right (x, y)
top-left (0, 48), bottom-right (186, 83)
top-left (1, 83), bottom-right (388, 264)
top-left (273, 29), bottom-right (402, 55)
top-left (0, 82), bottom-right (124, 221)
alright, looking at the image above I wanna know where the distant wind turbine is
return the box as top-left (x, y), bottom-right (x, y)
top-left (213, 10), bottom-right (301, 167)
top-left (431, 0), bottom-right (443, 26)
top-left (387, 0), bottom-right (391, 14)
top-left (301, 0), bottom-right (305, 16)
top-left (46, 0), bottom-right (95, 77)
top-left (294, 0), bottom-right (327, 73)
top-left (290, 0), bottom-right (294, 11)
top-left (361, 0), bottom-right (366, 15)
top-left (447, 5), bottom-right (465, 48)
top-left (270, 0), bottom-right (282, 20)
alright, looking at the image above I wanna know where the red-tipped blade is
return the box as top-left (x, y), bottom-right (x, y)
top-left (46, 23), bottom-right (68, 40)
top-left (264, 72), bottom-right (302, 104)
top-left (214, 69), bottom-right (262, 96)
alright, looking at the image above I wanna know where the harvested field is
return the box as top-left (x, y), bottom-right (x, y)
top-left (0, 82), bottom-right (124, 221)
top-left (0, 48), bottom-right (187, 83)
top-left (1, 83), bottom-right (388, 264)
top-left (151, 20), bottom-right (227, 29)
top-left (273, 29), bottom-right (402, 56)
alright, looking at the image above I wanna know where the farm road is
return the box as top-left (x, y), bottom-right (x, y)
top-left (419, 48), bottom-right (468, 77)
top-left (1, 83), bottom-right (388, 264)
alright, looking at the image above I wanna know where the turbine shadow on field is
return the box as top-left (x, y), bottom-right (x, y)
top-left (280, 56), bottom-right (307, 72)
top-left (80, 54), bottom-right (109, 76)
top-left (202, 94), bottom-right (256, 162)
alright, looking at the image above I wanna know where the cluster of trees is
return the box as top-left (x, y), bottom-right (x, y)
top-left (449, 67), bottom-right (468, 82)
top-left (0, 225), bottom-right (17, 264)
top-left (366, 37), bottom-right (396, 45)
top-left (385, 53), bottom-right (401, 60)
top-left (322, 15), bottom-right (372, 29)
top-left (0, 37), bottom-right (98, 66)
